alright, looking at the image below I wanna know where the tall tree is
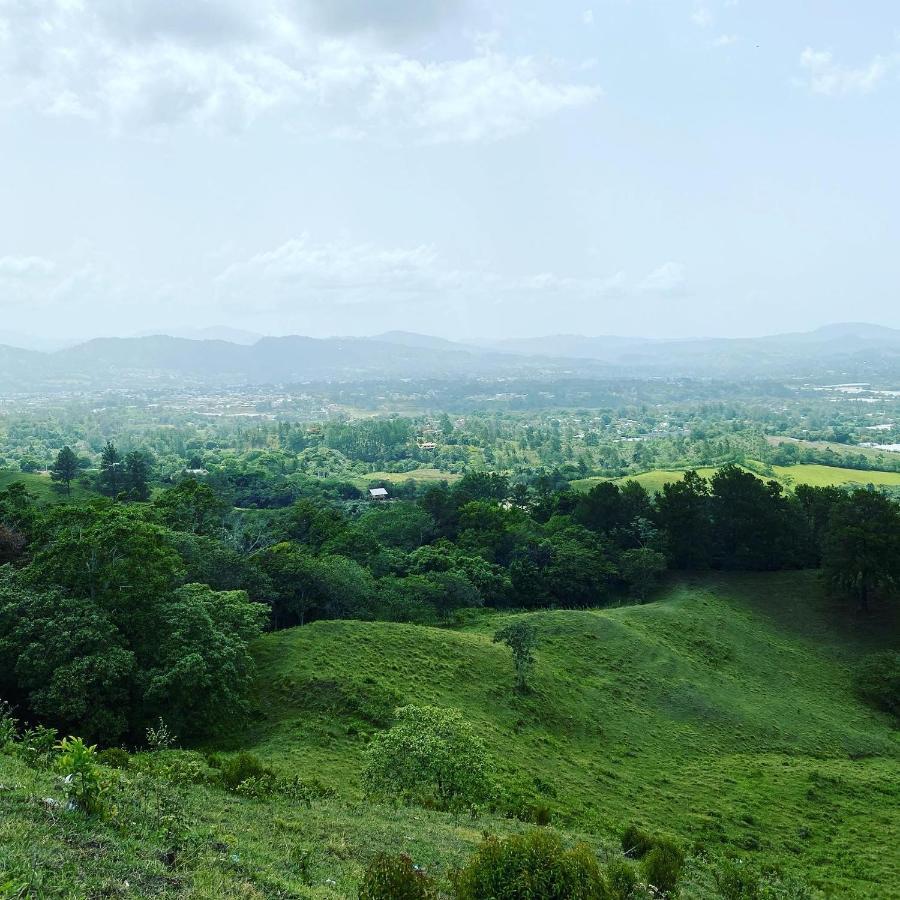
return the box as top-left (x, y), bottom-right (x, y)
top-left (124, 450), bottom-right (152, 501)
top-left (49, 445), bottom-right (79, 496)
top-left (98, 440), bottom-right (122, 497)
top-left (822, 490), bottom-right (900, 612)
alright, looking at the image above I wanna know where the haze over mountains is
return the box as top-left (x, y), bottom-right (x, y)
top-left (1, 323), bottom-right (899, 394)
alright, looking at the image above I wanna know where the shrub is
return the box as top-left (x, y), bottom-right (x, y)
top-left (96, 747), bottom-right (131, 770)
top-left (532, 801), bottom-right (553, 826)
top-left (211, 751), bottom-right (272, 791)
top-left (642, 838), bottom-right (684, 895)
top-left (0, 699), bottom-right (17, 748)
top-left (56, 736), bottom-right (105, 816)
top-left (621, 825), bottom-right (655, 859)
top-left (358, 853), bottom-right (438, 900)
top-left (16, 725), bottom-right (58, 769)
top-left (364, 705), bottom-right (493, 812)
top-left (855, 651), bottom-right (900, 720)
top-left (606, 859), bottom-right (640, 899)
top-left (453, 829), bottom-right (611, 899)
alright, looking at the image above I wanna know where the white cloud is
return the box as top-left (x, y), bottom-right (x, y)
top-left (0, 0), bottom-right (600, 142)
top-left (691, 7), bottom-right (713, 28)
top-left (638, 261), bottom-right (687, 296)
top-left (713, 34), bottom-right (738, 48)
top-left (798, 47), bottom-right (897, 96)
top-left (215, 235), bottom-right (464, 310)
top-left (0, 255), bottom-right (56, 278)
top-left (582, 10), bottom-right (594, 26)
top-left (216, 236), bottom-right (679, 319)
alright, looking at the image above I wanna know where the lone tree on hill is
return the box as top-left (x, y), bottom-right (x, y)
top-left (49, 446), bottom-right (79, 496)
top-left (493, 620), bottom-right (537, 693)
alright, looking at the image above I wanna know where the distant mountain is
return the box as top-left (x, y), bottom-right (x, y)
top-left (0, 323), bottom-right (898, 396)
top-left (491, 334), bottom-right (659, 359)
top-left (139, 326), bottom-right (265, 345)
top-left (370, 331), bottom-right (478, 352)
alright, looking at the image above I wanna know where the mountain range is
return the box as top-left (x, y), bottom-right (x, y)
top-left (1, 323), bottom-right (899, 394)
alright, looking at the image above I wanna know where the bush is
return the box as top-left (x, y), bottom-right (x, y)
top-left (606, 859), bottom-right (640, 899)
top-left (16, 725), bottom-right (58, 769)
top-left (358, 853), bottom-right (438, 900)
top-left (56, 736), bottom-right (105, 816)
top-left (364, 705), bottom-right (494, 812)
top-left (855, 651), bottom-right (900, 719)
top-left (621, 825), bottom-right (655, 859)
top-left (0, 699), bottom-right (18, 748)
top-left (96, 747), bottom-right (131, 770)
top-left (642, 838), bottom-right (684, 895)
top-left (453, 829), bottom-right (611, 899)
top-left (211, 751), bottom-right (272, 790)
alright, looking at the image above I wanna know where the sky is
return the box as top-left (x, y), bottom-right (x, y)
top-left (0, 0), bottom-right (899, 344)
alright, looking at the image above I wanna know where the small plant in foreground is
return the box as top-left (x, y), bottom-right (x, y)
top-left (358, 853), bottom-right (438, 900)
top-left (56, 736), bottom-right (104, 815)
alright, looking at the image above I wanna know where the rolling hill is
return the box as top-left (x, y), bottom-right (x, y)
top-left (1, 573), bottom-right (897, 896)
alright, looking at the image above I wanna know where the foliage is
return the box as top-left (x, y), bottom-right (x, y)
top-left (364, 705), bottom-right (494, 811)
top-left (358, 853), bottom-right (438, 900)
top-left (49, 446), bottom-right (79, 496)
top-left (453, 829), bottom-right (610, 900)
top-left (822, 490), bottom-right (900, 611)
top-left (621, 825), bottom-right (656, 859)
top-left (212, 751), bottom-right (272, 791)
top-left (493, 620), bottom-right (537, 692)
top-left (56, 736), bottom-right (104, 815)
top-left (641, 838), bottom-right (684, 895)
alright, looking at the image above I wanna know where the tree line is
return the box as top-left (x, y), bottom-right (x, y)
top-left (1, 461), bottom-right (898, 746)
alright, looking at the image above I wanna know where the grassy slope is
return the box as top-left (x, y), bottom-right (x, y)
top-left (1, 574), bottom-right (896, 897)
top-left (242, 573), bottom-right (899, 897)
top-left (0, 468), bottom-right (97, 502)
top-left (571, 463), bottom-right (900, 493)
top-left (348, 468), bottom-right (461, 489)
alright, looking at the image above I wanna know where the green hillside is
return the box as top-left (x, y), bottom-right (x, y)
top-left (0, 468), bottom-right (97, 502)
top-left (571, 463), bottom-right (900, 494)
top-left (239, 572), bottom-right (898, 897)
top-left (2, 574), bottom-right (897, 897)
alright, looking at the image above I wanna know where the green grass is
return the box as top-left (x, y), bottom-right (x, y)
top-left (349, 467), bottom-right (461, 489)
top-left (2, 574), bottom-right (897, 897)
top-left (236, 572), bottom-right (898, 897)
top-left (572, 467), bottom-right (724, 493)
top-left (769, 463), bottom-right (900, 489)
top-left (0, 468), bottom-right (98, 502)
top-left (572, 463), bottom-right (900, 494)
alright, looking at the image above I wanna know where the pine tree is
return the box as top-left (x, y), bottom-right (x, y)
top-left (98, 441), bottom-right (122, 497)
top-left (124, 451), bottom-right (152, 501)
top-left (49, 446), bottom-right (79, 496)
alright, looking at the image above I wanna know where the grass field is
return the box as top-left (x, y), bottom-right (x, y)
top-left (769, 463), bottom-right (900, 489)
top-left (0, 467), bottom-right (97, 502)
top-left (572, 467), bottom-right (724, 493)
top-left (236, 572), bottom-right (898, 897)
top-left (2, 573), bottom-right (897, 897)
top-left (349, 467), bottom-right (461, 490)
top-left (572, 463), bottom-right (900, 494)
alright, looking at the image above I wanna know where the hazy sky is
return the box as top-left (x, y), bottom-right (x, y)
top-left (1, 0), bottom-right (898, 343)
